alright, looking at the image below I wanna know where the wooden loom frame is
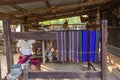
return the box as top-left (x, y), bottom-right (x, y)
top-left (3, 19), bottom-right (107, 80)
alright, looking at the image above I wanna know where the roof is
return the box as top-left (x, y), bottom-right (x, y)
top-left (0, 0), bottom-right (113, 23)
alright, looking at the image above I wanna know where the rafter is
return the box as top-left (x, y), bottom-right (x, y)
top-left (45, 0), bottom-right (56, 13)
top-left (9, 4), bottom-right (27, 12)
top-left (45, 0), bottom-right (51, 8)
top-left (0, 0), bottom-right (48, 5)
top-left (0, 0), bottom-right (112, 23)
top-left (0, 12), bottom-right (16, 20)
top-left (12, 7), bottom-right (98, 24)
top-left (25, 7), bottom-right (97, 22)
top-left (40, 8), bottom-right (97, 21)
top-left (13, 0), bottom-right (111, 15)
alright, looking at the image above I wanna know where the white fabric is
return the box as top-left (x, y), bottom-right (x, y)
top-left (17, 39), bottom-right (35, 55)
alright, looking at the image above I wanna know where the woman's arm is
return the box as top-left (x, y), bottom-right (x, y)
top-left (16, 47), bottom-right (25, 57)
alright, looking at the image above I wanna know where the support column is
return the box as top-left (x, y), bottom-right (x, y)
top-left (0, 59), bottom-right (1, 79)
top-left (42, 40), bottom-right (46, 64)
top-left (101, 20), bottom-right (108, 80)
top-left (3, 19), bottom-right (14, 73)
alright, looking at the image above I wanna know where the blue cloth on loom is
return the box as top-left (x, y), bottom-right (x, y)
top-left (82, 31), bottom-right (89, 62)
top-left (90, 31), bottom-right (96, 62)
top-left (57, 30), bottom-right (101, 63)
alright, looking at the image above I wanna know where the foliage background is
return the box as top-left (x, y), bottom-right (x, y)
top-left (39, 16), bottom-right (81, 25)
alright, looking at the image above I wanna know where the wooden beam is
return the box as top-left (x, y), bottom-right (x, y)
top-left (45, 0), bottom-right (51, 8)
top-left (9, 4), bottom-right (27, 12)
top-left (15, 7), bottom-right (97, 23)
top-left (0, 12), bottom-right (13, 19)
top-left (3, 19), bottom-right (14, 73)
top-left (0, 0), bottom-right (48, 5)
top-left (45, 0), bottom-right (56, 14)
top-left (13, 7), bottom-right (97, 23)
top-left (0, 12), bottom-right (20, 22)
top-left (31, 7), bottom-right (98, 21)
top-left (27, 5), bottom-right (96, 17)
top-left (12, 0), bottom-right (111, 22)
top-left (28, 71), bottom-right (101, 79)
top-left (13, 0), bottom-right (111, 15)
top-left (11, 32), bottom-right (57, 40)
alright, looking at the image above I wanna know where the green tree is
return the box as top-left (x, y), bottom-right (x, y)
top-left (39, 16), bottom-right (81, 25)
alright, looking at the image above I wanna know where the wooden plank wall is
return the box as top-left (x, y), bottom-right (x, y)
top-left (100, 1), bottom-right (120, 48)
top-left (108, 29), bottom-right (120, 48)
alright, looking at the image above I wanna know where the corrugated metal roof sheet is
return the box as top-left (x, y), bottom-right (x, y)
top-left (0, 5), bottom-right (17, 13)
top-left (17, 1), bottom-right (47, 10)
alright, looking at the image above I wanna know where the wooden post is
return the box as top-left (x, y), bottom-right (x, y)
top-left (3, 19), bottom-right (14, 73)
top-left (42, 40), bottom-right (46, 64)
top-left (0, 58), bottom-right (1, 80)
top-left (101, 20), bottom-right (108, 80)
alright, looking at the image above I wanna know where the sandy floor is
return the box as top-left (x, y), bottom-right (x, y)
top-left (0, 54), bottom-right (119, 80)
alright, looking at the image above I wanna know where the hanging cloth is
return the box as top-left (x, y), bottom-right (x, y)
top-left (57, 30), bottom-right (101, 63)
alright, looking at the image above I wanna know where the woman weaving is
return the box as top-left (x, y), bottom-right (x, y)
top-left (16, 39), bottom-right (40, 69)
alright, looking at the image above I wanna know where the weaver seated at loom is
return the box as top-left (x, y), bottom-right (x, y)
top-left (16, 39), bottom-right (41, 71)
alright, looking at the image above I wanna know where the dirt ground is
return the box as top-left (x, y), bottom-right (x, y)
top-left (0, 54), bottom-right (119, 80)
